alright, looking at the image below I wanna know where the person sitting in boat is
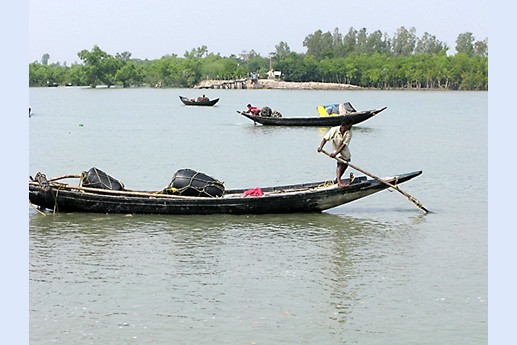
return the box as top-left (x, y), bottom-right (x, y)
top-left (244, 104), bottom-right (261, 116)
top-left (197, 94), bottom-right (209, 102)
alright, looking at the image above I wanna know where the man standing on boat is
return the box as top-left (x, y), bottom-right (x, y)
top-left (317, 117), bottom-right (353, 187)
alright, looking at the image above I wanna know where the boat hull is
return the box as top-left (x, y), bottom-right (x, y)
top-left (29, 171), bottom-right (421, 215)
top-left (238, 107), bottom-right (386, 126)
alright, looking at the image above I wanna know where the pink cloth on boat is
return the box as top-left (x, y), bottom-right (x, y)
top-left (243, 187), bottom-right (263, 197)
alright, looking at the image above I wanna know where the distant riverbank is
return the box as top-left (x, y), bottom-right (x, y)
top-left (256, 79), bottom-right (363, 90)
top-left (192, 79), bottom-right (487, 91)
top-left (194, 79), bottom-right (363, 90)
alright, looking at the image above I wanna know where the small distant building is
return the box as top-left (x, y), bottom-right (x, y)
top-left (267, 70), bottom-right (282, 79)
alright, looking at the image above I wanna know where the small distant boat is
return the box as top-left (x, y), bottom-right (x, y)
top-left (238, 106), bottom-right (386, 127)
top-left (179, 96), bottom-right (219, 106)
top-left (46, 82), bottom-right (58, 87)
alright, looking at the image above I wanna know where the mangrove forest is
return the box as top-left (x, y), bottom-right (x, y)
top-left (29, 26), bottom-right (488, 91)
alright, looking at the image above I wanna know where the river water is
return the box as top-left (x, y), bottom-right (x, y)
top-left (28, 87), bottom-right (487, 344)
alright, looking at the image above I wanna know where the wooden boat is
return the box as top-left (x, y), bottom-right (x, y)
top-left (179, 96), bottom-right (219, 106)
top-left (29, 170), bottom-right (422, 215)
top-left (238, 106), bottom-right (386, 126)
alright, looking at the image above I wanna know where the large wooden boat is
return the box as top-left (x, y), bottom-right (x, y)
top-left (179, 95), bottom-right (219, 106)
top-left (29, 169), bottom-right (422, 215)
top-left (237, 107), bottom-right (386, 126)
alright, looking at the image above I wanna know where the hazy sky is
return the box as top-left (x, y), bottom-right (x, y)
top-left (29, 0), bottom-right (487, 64)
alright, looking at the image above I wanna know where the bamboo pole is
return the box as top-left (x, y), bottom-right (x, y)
top-left (29, 181), bottom-right (208, 199)
top-left (320, 149), bottom-right (430, 213)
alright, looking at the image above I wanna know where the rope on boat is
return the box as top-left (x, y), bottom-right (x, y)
top-left (317, 180), bottom-right (336, 188)
top-left (52, 185), bottom-right (63, 215)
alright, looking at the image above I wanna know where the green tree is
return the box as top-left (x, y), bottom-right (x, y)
top-left (474, 38), bottom-right (488, 57)
top-left (366, 30), bottom-right (389, 55)
top-left (455, 32), bottom-right (475, 56)
top-left (77, 45), bottom-right (116, 87)
top-left (184, 46), bottom-right (208, 59)
top-left (147, 54), bottom-right (185, 87)
top-left (331, 28), bottom-right (343, 54)
top-left (392, 26), bottom-right (417, 55)
top-left (29, 62), bottom-right (49, 86)
top-left (41, 54), bottom-right (50, 65)
top-left (246, 54), bottom-right (268, 76)
top-left (29, 62), bottom-right (68, 86)
top-left (415, 32), bottom-right (448, 55)
top-left (275, 52), bottom-right (305, 82)
top-left (201, 54), bottom-right (240, 80)
top-left (101, 56), bottom-right (122, 86)
top-left (67, 63), bottom-right (87, 86)
top-left (274, 41), bottom-right (291, 61)
top-left (341, 28), bottom-right (358, 56)
top-left (303, 30), bottom-right (334, 59)
top-left (116, 51), bottom-right (133, 62)
top-left (355, 28), bottom-right (368, 54)
top-left (115, 61), bottom-right (144, 87)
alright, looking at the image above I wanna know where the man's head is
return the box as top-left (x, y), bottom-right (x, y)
top-left (341, 117), bottom-right (352, 125)
top-left (340, 117), bottom-right (352, 131)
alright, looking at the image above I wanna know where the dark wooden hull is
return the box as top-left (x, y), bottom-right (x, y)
top-left (179, 96), bottom-right (219, 106)
top-left (29, 171), bottom-right (421, 215)
top-left (238, 107), bottom-right (386, 126)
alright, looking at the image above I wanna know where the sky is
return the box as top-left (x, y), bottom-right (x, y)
top-left (28, 0), bottom-right (488, 64)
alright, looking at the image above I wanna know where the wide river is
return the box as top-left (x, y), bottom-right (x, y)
top-left (28, 87), bottom-right (487, 344)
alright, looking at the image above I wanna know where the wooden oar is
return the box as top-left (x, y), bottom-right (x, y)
top-left (320, 149), bottom-right (430, 213)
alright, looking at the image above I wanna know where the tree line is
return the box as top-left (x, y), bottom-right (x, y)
top-left (29, 26), bottom-right (488, 90)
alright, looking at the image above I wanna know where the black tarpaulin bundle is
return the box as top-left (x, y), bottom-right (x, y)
top-left (163, 168), bottom-right (225, 197)
top-left (81, 167), bottom-right (125, 191)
